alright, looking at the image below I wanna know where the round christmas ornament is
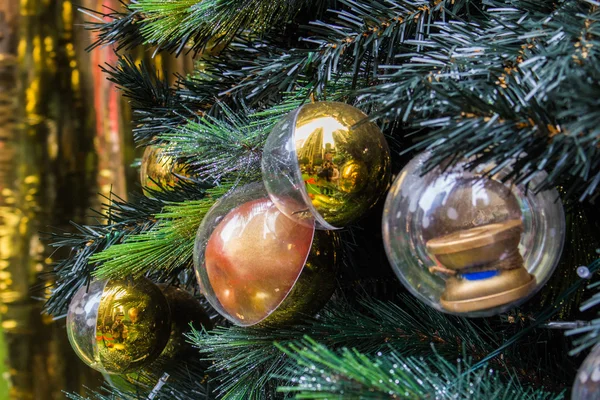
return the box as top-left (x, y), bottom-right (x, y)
top-left (382, 152), bottom-right (565, 316)
top-left (140, 144), bottom-right (189, 195)
top-left (573, 343), bottom-right (600, 400)
top-left (261, 101), bottom-right (391, 229)
top-left (193, 182), bottom-right (339, 326)
top-left (156, 285), bottom-right (213, 363)
top-left (67, 278), bottom-right (171, 374)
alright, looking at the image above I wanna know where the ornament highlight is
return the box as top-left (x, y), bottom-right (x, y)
top-left (573, 343), bottom-right (600, 400)
top-left (67, 278), bottom-right (171, 374)
top-left (194, 182), bottom-right (339, 326)
top-left (382, 152), bottom-right (565, 316)
top-left (140, 144), bottom-right (189, 195)
top-left (262, 101), bottom-right (391, 229)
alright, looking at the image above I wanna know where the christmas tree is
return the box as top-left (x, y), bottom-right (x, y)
top-left (42, 0), bottom-right (600, 398)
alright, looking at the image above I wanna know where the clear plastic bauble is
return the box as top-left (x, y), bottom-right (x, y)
top-left (193, 182), bottom-right (339, 326)
top-left (573, 343), bottom-right (600, 400)
top-left (261, 101), bottom-right (391, 230)
top-left (382, 152), bottom-right (565, 316)
top-left (66, 278), bottom-right (171, 374)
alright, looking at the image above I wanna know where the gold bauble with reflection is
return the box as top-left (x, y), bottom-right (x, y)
top-left (294, 102), bottom-right (391, 227)
top-left (66, 278), bottom-right (171, 375)
top-left (140, 144), bottom-right (189, 195)
top-left (203, 198), bottom-right (339, 326)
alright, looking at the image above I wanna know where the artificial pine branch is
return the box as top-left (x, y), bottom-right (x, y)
top-left (90, 185), bottom-right (231, 280)
top-left (43, 192), bottom-right (162, 315)
top-left (82, 0), bottom-right (329, 56)
top-left (230, 0), bottom-right (470, 102)
top-left (188, 293), bottom-right (581, 398)
top-left (276, 337), bottom-right (562, 399)
top-left (101, 56), bottom-right (209, 144)
top-left (44, 182), bottom-right (211, 315)
top-left (360, 0), bottom-right (600, 199)
top-left (157, 80), bottom-right (357, 183)
top-left (566, 258), bottom-right (600, 354)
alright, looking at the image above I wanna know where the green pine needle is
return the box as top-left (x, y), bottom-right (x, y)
top-left (276, 337), bottom-right (562, 399)
top-left (90, 185), bottom-right (231, 280)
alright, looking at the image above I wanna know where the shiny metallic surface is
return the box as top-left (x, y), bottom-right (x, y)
top-left (67, 279), bottom-right (171, 375)
top-left (140, 144), bottom-right (189, 195)
top-left (195, 183), bottom-right (339, 327)
top-left (262, 102), bottom-right (391, 229)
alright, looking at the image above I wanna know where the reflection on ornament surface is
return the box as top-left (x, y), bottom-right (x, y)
top-left (67, 278), bottom-right (171, 374)
top-left (262, 102), bottom-right (391, 229)
top-left (194, 183), bottom-right (339, 326)
top-left (205, 198), bottom-right (314, 324)
top-left (382, 152), bottom-right (565, 316)
top-left (140, 144), bottom-right (189, 195)
top-left (573, 343), bottom-right (600, 400)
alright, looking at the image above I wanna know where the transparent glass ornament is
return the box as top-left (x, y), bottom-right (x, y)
top-left (573, 343), bottom-right (600, 400)
top-left (382, 152), bottom-right (565, 316)
top-left (193, 182), bottom-right (339, 326)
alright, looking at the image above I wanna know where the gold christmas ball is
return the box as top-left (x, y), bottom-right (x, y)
top-left (67, 278), bottom-right (171, 374)
top-left (156, 286), bottom-right (213, 364)
top-left (195, 184), bottom-right (339, 326)
top-left (262, 101), bottom-right (391, 229)
top-left (140, 144), bottom-right (189, 195)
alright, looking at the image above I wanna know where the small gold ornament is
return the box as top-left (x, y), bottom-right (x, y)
top-left (194, 183), bottom-right (339, 326)
top-left (262, 101), bottom-right (391, 229)
top-left (140, 144), bottom-right (189, 195)
top-left (67, 278), bottom-right (171, 374)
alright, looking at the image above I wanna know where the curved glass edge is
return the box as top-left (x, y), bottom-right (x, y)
top-left (292, 102), bottom-right (391, 229)
top-left (193, 182), bottom-right (316, 326)
top-left (262, 108), bottom-right (327, 229)
top-left (263, 102), bottom-right (392, 230)
top-left (66, 279), bottom-right (109, 372)
top-left (382, 153), bottom-right (566, 317)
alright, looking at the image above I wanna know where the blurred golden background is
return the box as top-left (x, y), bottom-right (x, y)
top-left (0, 1), bottom-right (190, 398)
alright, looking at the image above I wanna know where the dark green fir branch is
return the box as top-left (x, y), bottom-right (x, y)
top-left (43, 192), bottom-right (162, 316)
top-left (44, 182), bottom-right (211, 316)
top-left (231, 0), bottom-right (471, 102)
top-left (101, 56), bottom-right (209, 144)
top-left (566, 257), bottom-right (600, 355)
top-left (82, 0), bottom-right (329, 55)
top-left (359, 0), bottom-right (600, 199)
